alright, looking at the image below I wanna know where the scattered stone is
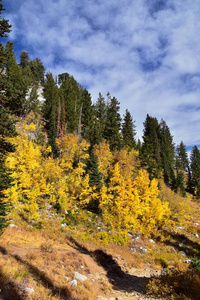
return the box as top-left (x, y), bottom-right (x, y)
top-left (140, 247), bottom-right (148, 253)
top-left (127, 233), bottom-right (133, 237)
top-left (183, 259), bottom-right (192, 263)
top-left (74, 271), bottom-right (87, 281)
top-left (130, 248), bottom-right (137, 253)
top-left (132, 236), bottom-right (139, 241)
top-left (9, 224), bottom-right (18, 229)
top-left (149, 239), bottom-right (155, 243)
top-left (195, 222), bottom-right (199, 226)
top-left (25, 287), bottom-right (34, 294)
top-left (180, 251), bottom-right (187, 257)
top-left (61, 223), bottom-right (67, 227)
top-left (69, 279), bottom-right (77, 287)
top-left (64, 276), bottom-right (69, 281)
top-left (177, 226), bottom-right (183, 230)
top-left (195, 234), bottom-right (199, 238)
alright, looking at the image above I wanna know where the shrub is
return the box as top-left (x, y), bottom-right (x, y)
top-left (40, 242), bottom-right (53, 253)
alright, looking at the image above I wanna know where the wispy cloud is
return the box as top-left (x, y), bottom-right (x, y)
top-left (3, 0), bottom-right (200, 147)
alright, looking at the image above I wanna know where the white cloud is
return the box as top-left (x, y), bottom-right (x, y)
top-left (3, 0), bottom-right (200, 148)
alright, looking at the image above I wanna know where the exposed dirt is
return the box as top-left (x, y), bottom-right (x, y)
top-left (0, 228), bottom-right (160, 300)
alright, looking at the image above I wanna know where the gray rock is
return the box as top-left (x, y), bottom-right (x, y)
top-left (69, 279), bottom-right (77, 287)
top-left (149, 239), bottom-right (155, 243)
top-left (64, 276), bottom-right (69, 281)
top-left (25, 287), bottom-right (34, 294)
top-left (9, 224), bottom-right (18, 229)
top-left (74, 271), bottom-right (87, 281)
top-left (180, 251), bottom-right (187, 257)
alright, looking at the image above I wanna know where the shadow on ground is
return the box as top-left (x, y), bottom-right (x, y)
top-left (68, 236), bottom-right (148, 294)
top-left (0, 245), bottom-right (71, 300)
top-left (163, 231), bottom-right (200, 259)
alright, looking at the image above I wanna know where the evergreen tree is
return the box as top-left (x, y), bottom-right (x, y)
top-left (190, 145), bottom-right (200, 198)
top-left (43, 73), bottom-right (59, 155)
top-left (175, 141), bottom-right (189, 196)
top-left (176, 141), bottom-right (189, 171)
top-left (59, 73), bottom-right (81, 133)
top-left (86, 149), bottom-right (102, 212)
top-left (140, 114), bottom-right (161, 179)
top-left (79, 88), bottom-right (93, 139)
top-left (0, 0), bottom-right (11, 38)
top-left (103, 94), bottom-right (122, 150)
top-left (0, 0), bottom-right (17, 233)
top-left (30, 57), bottom-right (45, 85)
top-left (19, 50), bottom-right (30, 69)
top-left (159, 119), bottom-right (176, 188)
top-left (89, 93), bottom-right (107, 146)
top-left (122, 109), bottom-right (136, 149)
top-left (4, 41), bottom-right (30, 115)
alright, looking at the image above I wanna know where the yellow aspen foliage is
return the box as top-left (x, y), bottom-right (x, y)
top-left (56, 133), bottom-right (92, 210)
top-left (57, 133), bottom-right (89, 172)
top-left (5, 134), bottom-right (50, 220)
top-left (99, 165), bottom-right (171, 236)
top-left (113, 147), bottom-right (139, 180)
top-left (94, 140), bottom-right (114, 181)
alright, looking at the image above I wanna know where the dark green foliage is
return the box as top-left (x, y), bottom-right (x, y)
top-left (103, 94), bottom-right (122, 150)
top-left (86, 148), bottom-right (102, 212)
top-left (30, 57), bottom-right (45, 85)
top-left (122, 109), bottom-right (136, 149)
top-left (89, 93), bottom-right (107, 146)
top-left (190, 258), bottom-right (200, 273)
top-left (190, 145), bottom-right (200, 198)
top-left (59, 73), bottom-right (82, 133)
top-left (19, 50), bottom-right (30, 69)
top-left (0, 1), bottom-right (17, 233)
top-left (81, 88), bottom-right (93, 139)
top-left (175, 141), bottom-right (189, 196)
top-left (159, 119), bottom-right (176, 188)
top-left (43, 73), bottom-right (59, 156)
top-left (87, 149), bottom-right (102, 191)
top-left (3, 42), bottom-right (30, 116)
top-left (140, 114), bottom-right (161, 179)
top-left (0, 107), bottom-right (17, 232)
top-left (140, 115), bottom-right (176, 187)
top-left (0, 0), bottom-right (11, 38)
top-left (176, 170), bottom-right (186, 197)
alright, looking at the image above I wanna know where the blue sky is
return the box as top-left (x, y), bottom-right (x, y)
top-left (2, 0), bottom-right (200, 149)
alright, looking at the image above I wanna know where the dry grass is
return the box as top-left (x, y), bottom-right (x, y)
top-left (0, 189), bottom-right (200, 300)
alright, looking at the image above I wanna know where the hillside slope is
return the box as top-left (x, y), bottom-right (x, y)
top-left (0, 198), bottom-right (199, 300)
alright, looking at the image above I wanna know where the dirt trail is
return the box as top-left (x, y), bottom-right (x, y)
top-left (0, 230), bottom-right (159, 300)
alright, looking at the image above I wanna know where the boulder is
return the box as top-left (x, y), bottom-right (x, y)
top-left (74, 271), bottom-right (87, 281)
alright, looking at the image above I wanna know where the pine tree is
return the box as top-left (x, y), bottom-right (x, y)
top-left (59, 73), bottom-right (82, 133)
top-left (4, 41), bottom-right (30, 116)
top-left (159, 119), bottom-right (176, 188)
top-left (190, 146), bottom-right (200, 198)
top-left (103, 94), bottom-right (122, 150)
top-left (0, 0), bottom-right (17, 233)
top-left (43, 73), bottom-right (59, 156)
top-left (30, 57), bottom-right (45, 85)
top-left (86, 149), bottom-right (102, 212)
top-left (89, 93), bottom-right (107, 146)
top-left (140, 114), bottom-right (161, 179)
top-left (19, 50), bottom-right (30, 69)
top-left (122, 109), bottom-right (136, 149)
top-left (175, 141), bottom-right (189, 196)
